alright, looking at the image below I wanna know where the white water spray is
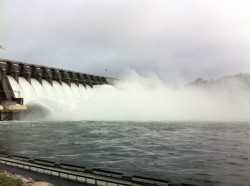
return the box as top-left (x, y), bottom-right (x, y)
top-left (7, 71), bottom-right (250, 121)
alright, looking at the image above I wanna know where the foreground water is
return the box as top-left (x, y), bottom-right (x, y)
top-left (0, 121), bottom-right (250, 186)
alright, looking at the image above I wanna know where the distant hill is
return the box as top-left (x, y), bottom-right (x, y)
top-left (189, 73), bottom-right (250, 89)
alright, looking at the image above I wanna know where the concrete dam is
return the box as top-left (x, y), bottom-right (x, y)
top-left (0, 58), bottom-right (116, 120)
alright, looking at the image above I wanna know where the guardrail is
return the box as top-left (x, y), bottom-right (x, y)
top-left (0, 153), bottom-right (196, 186)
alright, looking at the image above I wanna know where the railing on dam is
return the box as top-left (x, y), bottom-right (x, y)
top-left (0, 153), bottom-right (196, 186)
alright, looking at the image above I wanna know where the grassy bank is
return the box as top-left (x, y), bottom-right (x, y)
top-left (0, 174), bottom-right (23, 186)
top-left (0, 169), bottom-right (53, 186)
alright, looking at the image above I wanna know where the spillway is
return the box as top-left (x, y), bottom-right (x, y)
top-left (7, 76), bottom-right (91, 104)
top-left (0, 58), bottom-right (117, 120)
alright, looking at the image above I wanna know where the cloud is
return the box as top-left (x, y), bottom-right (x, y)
top-left (1, 0), bottom-right (249, 82)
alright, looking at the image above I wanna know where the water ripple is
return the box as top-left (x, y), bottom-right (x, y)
top-left (1, 121), bottom-right (250, 186)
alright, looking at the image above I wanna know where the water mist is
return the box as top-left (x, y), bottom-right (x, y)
top-left (13, 71), bottom-right (249, 121)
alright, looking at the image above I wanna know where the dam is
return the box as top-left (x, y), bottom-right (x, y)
top-left (0, 58), bottom-right (116, 120)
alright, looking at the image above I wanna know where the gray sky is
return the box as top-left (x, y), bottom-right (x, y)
top-left (0, 0), bottom-right (249, 82)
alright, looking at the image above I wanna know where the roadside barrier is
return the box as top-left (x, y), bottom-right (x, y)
top-left (0, 153), bottom-right (196, 186)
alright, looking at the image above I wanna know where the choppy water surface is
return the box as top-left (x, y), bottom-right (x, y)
top-left (0, 121), bottom-right (250, 186)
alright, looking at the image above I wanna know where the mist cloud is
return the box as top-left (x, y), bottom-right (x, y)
top-left (24, 71), bottom-right (250, 121)
top-left (1, 0), bottom-right (249, 82)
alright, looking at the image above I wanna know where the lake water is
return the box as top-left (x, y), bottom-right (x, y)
top-left (0, 121), bottom-right (250, 186)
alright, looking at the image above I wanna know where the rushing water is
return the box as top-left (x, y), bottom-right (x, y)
top-left (0, 121), bottom-right (250, 186)
top-left (7, 76), bottom-right (92, 104)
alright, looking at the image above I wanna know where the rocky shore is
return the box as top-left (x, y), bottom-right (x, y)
top-left (0, 169), bottom-right (53, 186)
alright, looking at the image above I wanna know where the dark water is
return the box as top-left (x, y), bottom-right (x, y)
top-left (0, 121), bottom-right (250, 186)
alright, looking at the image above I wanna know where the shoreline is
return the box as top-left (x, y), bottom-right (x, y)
top-left (0, 169), bottom-right (53, 186)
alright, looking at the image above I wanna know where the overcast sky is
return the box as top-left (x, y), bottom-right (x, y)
top-left (0, 0), bottom-right (249, 82)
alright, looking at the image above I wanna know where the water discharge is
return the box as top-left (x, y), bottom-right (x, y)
top-left (7, 72), bottom-right (250, 121)
top-left (7, 75), bottom-right (92, 104)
